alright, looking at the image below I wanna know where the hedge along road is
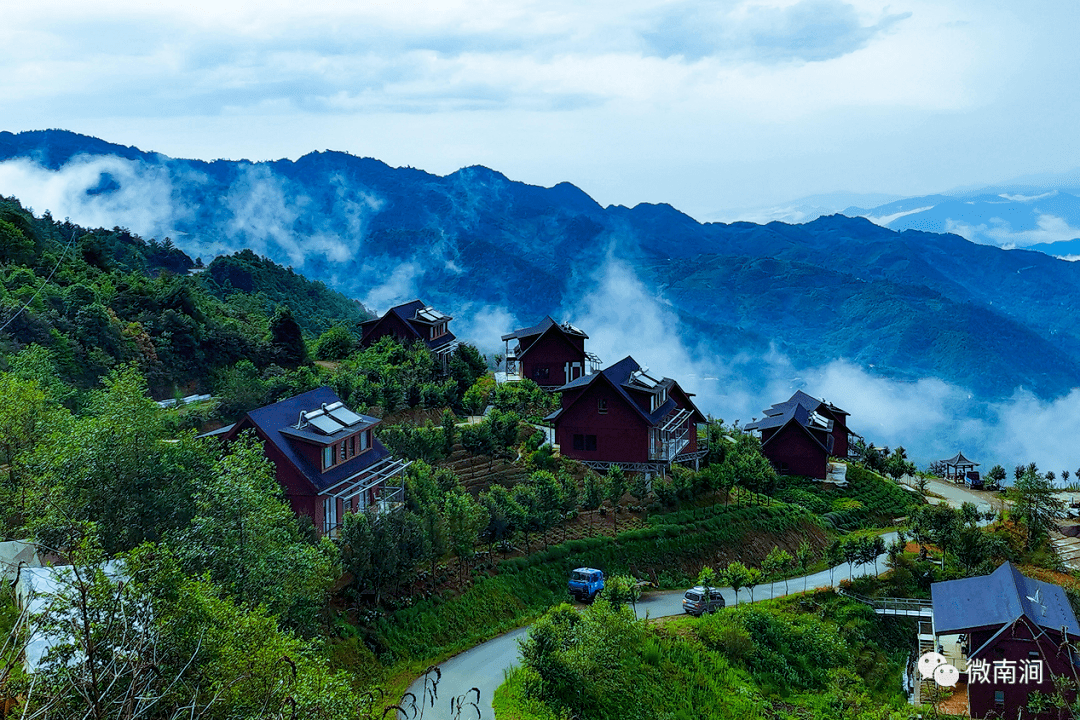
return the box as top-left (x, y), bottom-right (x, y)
top-left (399, 532), bottom-right (902, 720)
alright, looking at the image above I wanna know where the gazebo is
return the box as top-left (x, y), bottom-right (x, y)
top-left (941, 451), bottom-right (980, 486)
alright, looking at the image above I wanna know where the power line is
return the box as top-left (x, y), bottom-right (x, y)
top-left (0, 234), bottom-right (79, 334)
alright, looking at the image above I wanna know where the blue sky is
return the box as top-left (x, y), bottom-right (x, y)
top-left (3, 0), bottom-right (1079, 219)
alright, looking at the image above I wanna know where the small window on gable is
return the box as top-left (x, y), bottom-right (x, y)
top-left (323, 446), bottom-right (333, 469)
top-left (598, 398), bottom-right (608, 414)
top-left (536, 367), bottom-right (550, 379)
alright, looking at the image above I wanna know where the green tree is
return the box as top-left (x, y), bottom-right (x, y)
top-left (0, 372), bottom-right (60, 467)
top-left (796, 540), bottom-right (814, 593)
top-left (605, 574), bottom-right (643, 616)
top-left (744, 566), bottom-right (763, 603)
top-left (986, 464), bottom-right (1007, 487)
top-left (24, 365), bottom-right (212, 555)
top-left (1013, 467), bottom-right (1065, 548)
top-left (313, 324), bottom-right (357, 361)
top-left (606, 465), bottom-right (627, 532)
top-left (722, 560), bottom-right (750, 607)
top-left (444, 491), bottom-right (489, 580)
top-left (339, 507), bottom-right (424, 605)
top-left (582, 471), bottom-right (604, 529)
top-left (480, 484), bottom-right (522, 554)
top-left (441, 408), bottom-right (457, 453)
top-left (513, 483), bottom-right (542, 555)
top-left (762, 546), bottom-right (786, 598)
top-left (697, 565), bottom-right (718, 609)
top-left (174, 431), bottom-right (336, 633)
top-left (826, 540), bottom-right (843, 586)
top-left (268, 304), bottom-right (309, 368)
top-left (419, 503), bottom-right (448, 590)
top-left (531, 471), bottom-right (565, 550)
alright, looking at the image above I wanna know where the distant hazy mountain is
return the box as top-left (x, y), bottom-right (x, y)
top-left (4, 129), bottom-right (1080, 402)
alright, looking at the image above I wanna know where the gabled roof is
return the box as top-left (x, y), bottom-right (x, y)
top-left (748, 404), bottom-right (832, 455)
top-left (942, 451), bottom-right (979, 467)
top-left (746, 402), bottom-right (833, 434)
top-left (931, 561), bottom-right (1080, 638)
top-left (552, 356), bottom-right (705, 427)
top-left (761, 390), bottom-right (848, 419)
top-left (240, 386), bottom-right (390, 493)
top-left (360, 299), bottom-right (457, 351)
top-left (502, 316), bottom-right (589, 343)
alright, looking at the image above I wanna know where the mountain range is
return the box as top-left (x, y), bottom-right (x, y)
top-left (2, 129), bottom-right (1079, 405)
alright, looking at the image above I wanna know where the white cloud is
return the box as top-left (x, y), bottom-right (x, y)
top-left (564, 255), bottom-right (1080, 476)
top-left (0, 156), bottom-right (191, 241)
top-left (361, 262), bottom-right (422, 314)
top-left (452, 304), bottom-right (521, 356)
top-left (945, 213), bottom-right (1080, 248)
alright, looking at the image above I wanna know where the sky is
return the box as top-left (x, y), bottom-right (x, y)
top-left (4, 0), bottom-right (1080, 220)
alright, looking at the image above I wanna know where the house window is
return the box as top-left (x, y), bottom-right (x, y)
top-left (994, 690), bottom-right (1005, 709)
top-left (1029, 651), bottom-right (1041, 659)
top-left (339, 442), bottom-right (347, 463)
top-left (598, 398), bottom-right (608, 414)
top-left (349, 435), bottom-right (356, 457)
top-left (361, 430), bottom-right (369, 451)
top-left (323, 446), bottom-right (333, 469)
top-left (535, 367), bottom-right (550, 379)
top-left (574, 434), bottom-right (597, 451)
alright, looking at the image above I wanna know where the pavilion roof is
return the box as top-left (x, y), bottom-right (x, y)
top-left (942, 450), bottom-right (979, 467)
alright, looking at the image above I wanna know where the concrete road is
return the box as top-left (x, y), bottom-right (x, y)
top-left (401, 532), bottom-right (899, 719)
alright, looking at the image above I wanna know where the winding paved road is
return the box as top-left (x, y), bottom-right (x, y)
top-left (400, 480), bottom-right (994, 719)
top-left (401, 536), bottom-right (900, 719)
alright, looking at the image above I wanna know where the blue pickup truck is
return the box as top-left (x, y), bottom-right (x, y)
top-left (568, 567), bottom-right (604, 602)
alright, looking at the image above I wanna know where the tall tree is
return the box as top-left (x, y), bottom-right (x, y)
top-left (722, 561), bottom-right (750, 607)
top-left (1013, 468), bottom-right (1065, 548)
top-left (582, 472), bottom-right (604, 529)
top-left (23, 365), bottom-right (211, 555)
top-left (443, 491), bottom-right (489, 580)
top-left (606, 465), bottom-right (627, 532)
top-left (268, 304), bottom-right (308, 368)
top-left (175, 431), bottom-right (336, 633)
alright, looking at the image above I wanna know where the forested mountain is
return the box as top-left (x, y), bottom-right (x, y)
top-left (3, 129), bottom-right (1080, 400)
top-left (0, 194), bottom-right (371, 399)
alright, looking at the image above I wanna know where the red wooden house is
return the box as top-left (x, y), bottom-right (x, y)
top-left (930, 561), bottom-right (1080, 718)
top-left (210, 387), bottom-right (409, 537)
top-left (745, 391), bottom-right (856, 479)
top-left (501, 317), bottom-right (601, 388)
top-left (359, 300), bottom-right (459, 371)
top-left (546, 356), bottom-right (706, 474)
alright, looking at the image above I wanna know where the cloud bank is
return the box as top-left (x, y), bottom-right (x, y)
top-left (566, 254), bottom-right (1080, 478)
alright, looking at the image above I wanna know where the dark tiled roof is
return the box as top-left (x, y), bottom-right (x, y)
top-left (242, 386), bottom-right (391, 493)
top-left (762, 390), bottom-right (846, 418)
top-left (361, 299), bottom-right (457, 351)
top-left (746, 403), bottom-right (833, 434)
top-left (555, 356), bottom-right (704, 427)
top-left (501, 316), bottom-right (557, 341)
top-left (931, 561), bottom-right (1080, 637)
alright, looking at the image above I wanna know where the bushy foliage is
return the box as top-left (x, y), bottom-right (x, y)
top-left (512, 594), bottom-right (911, 720)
